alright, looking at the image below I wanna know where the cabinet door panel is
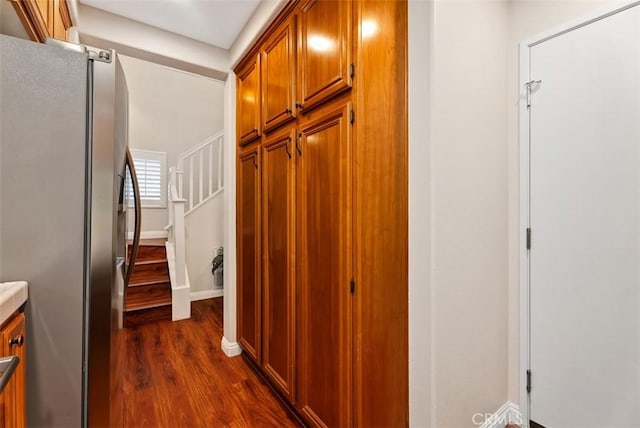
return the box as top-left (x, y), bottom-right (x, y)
top-left (262, 17), bottom-right (296, 133)
top-left (262, 128), bottom-right (296, 400)
top-left (19, 0), bottom-right (50, 41)
top-left (237, 147), bottom-right (261, 362)
top-left (2, 313), bottom-right (26, 428)
top-left (297, 0), bottom-right (352, 112)
top-left (297, 102), bottom-right (352, 427)
top-left (237, 55), bottom-right (261, 146)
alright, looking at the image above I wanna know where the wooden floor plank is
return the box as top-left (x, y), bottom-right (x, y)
top-left (121, 298), bottom-right (301, 427)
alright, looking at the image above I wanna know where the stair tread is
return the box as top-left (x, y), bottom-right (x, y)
top-left (127, 238), bottom-right (167, 247)
top-left (128, 244), bottom-right (167, 263)
top-left (124, 305), bottom-right (172, 327)
top-left (125, 297), bottom-right (172, 312)
top-left (125, 284), bottom-right (171, 310)
top-left (129, 259), bottom-right (170, 285)
top-left (128, 278), bottom-right (171, 287)
top-left (135, 259), bottom-right (168, 266)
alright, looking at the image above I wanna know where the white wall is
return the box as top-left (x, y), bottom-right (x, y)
top-left (118, 54), bottom-right (224, 232)
top-left (421, 3), bottom-right (632, 424)
top-left (185, 192), bottom-right (224, 294)
top-left (506, 0), bottom-right (630, 405)
top-left (222, 76), bottom-right (238, 354)
top-left (229, 0), bottom-right (287, 67)
top-left (408, 0), bottom-right (433, 426)
top-left (430, 1), bottom-right (510, 426)
top-left (78, 4), bottom-right (229, 80)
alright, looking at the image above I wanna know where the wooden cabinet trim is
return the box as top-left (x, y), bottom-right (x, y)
top-left (233, 0), bottom-right (300, 74)
top-left (10, 0), bottom-right (73, 42)
top-left (19, 0), bottom-right (49, 42)
top-left (59, 0), bottom-right (72, 29)
top-left (10, 1), bottom-right (40, 42)
top-left (352, 1), bottom-right (408, 425)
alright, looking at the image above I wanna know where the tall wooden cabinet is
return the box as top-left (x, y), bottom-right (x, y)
top-left (236, 0), bottom-right (407, 426)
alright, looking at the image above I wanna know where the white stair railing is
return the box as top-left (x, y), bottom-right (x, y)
top-left (165, 131), bottom-right (224, 320)
top-left (177, 131), bottom-right (224, 215)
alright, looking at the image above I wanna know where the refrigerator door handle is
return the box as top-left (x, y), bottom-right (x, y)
top-left (124, 147), bottom-right (142, 288)
top-left (0, 356), bottom-right (20, 394)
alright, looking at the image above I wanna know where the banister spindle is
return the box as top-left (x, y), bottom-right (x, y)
top-left (217, 137), bottom-right (223, 191)
top-left (189, 156), bottom-right (194, 210)
top-left (199, 150), bottom-right (204, 204)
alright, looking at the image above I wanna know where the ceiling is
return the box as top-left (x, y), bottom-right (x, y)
top-left (79, 0), bottom-right (261, 50)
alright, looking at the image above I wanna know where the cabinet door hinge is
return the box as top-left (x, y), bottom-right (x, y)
top-left (350, 109), bottom-right (355, 125)
top-left (350, 278), bottom-right (355, 294)
top-left (526, 369), bottom-right (532, 394)
top-left (526, 228), bottom-right (531, 250)
top-left (350, 63), bottom-right (355, 79)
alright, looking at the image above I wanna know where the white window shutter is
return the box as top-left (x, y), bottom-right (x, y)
top-left (128, 150), bottom-right (167, 208)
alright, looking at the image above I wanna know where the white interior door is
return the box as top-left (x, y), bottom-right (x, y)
top-left (529, 5), bottom-right (640, 427)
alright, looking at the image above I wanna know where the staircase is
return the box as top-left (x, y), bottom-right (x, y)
top-left (165, 131), bottom-right (224, 322)
top-left (125, 239), bottom-right (172, 327)
top-left (123, 131), bottom-right (224, 326)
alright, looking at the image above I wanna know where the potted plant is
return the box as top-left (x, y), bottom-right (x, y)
top-left (212, 246), bottom-right (223, 290)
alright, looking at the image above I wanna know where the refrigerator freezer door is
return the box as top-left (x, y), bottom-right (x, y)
top-left (0, 35), bottom-right (89, 427)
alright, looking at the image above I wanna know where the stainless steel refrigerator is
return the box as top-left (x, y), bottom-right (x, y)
top-left (0, 34), bottom-right (140, 427)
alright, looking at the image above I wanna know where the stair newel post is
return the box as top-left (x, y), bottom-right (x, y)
top-left (177, 158), bottom-right (184, 200)
top-left (168, 168), bottom-right (176, 243)
top-left (174, 195), bottom-right (186, 288)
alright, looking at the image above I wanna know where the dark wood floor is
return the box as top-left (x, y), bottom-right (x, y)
top-left (122, 298), bottom-right (301, 427)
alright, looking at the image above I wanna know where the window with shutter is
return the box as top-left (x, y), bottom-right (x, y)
top-left (127, 149), bottom-right (167, 208)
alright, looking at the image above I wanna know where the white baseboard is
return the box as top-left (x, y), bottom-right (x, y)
top-left (221, 337), bottom-right (242, 357)
top-left (477, 401), bottom-right (521, 428)
top-left (127, 230), bottom-right (169, 240)
top-left (191, 289), bottom-right (223, 301)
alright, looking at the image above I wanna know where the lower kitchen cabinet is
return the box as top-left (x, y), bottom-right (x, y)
top-left (0, 312), bottom-right (26, 428)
